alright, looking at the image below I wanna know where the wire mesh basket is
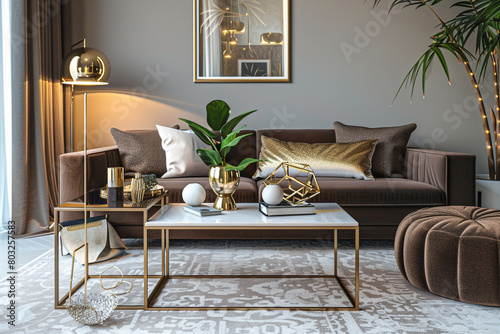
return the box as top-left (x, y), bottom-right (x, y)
top-left (66, 244), bottom-right (131, 325)
top-left (66, 292), bottom-right (117, 325)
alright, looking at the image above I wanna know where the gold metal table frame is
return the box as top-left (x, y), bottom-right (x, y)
top-left (144, 209), bottom-right (360, 311)
top-left (54, 193), bottom-right (168, 310)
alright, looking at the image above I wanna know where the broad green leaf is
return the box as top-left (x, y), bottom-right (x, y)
top-left (220, 130), bottom-right (251, 158)
top-left (191, 126), bottom-right (218, 149)
top-left (225, 158), bottom-right (262, 171)
top-left (206, 100), bottom-right (231, 131)
top-left (179, 118), bottom-right (216, 138)
top-left (222, 125), bottom-right (247, 141)
top-left (219, 131), bottom-right (237, 159)
top-left (220, 109), bottom-right (258, 138)
top-left (179, 118), bottom-right (216, 147)
top-left (197, 148), bottom-right (222, 166)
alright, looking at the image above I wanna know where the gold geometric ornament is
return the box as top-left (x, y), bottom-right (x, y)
top-left (264, 162), bottom-right (320, 204)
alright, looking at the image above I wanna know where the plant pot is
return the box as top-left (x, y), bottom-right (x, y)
top-left (476, 174), bottom-right (500, 210)
top-left (209, 165), bottom-right (240, 211)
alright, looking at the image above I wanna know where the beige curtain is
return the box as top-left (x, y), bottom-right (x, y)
top-left (11, 0), bottom-right (65, 236)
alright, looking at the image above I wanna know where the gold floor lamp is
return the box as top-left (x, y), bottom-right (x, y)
top-left (62, 39), bottom-right (110, 151)
top-left (61, 39), bottom-right (111, 323)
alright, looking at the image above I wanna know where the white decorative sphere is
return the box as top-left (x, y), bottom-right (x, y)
top-left (262, 184), bottom-right (284, 205)
top-left (182, 183), bottom-right (206, 206)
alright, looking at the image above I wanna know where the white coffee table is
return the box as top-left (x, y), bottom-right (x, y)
top-left (144, 203), bottom-right (359, 311)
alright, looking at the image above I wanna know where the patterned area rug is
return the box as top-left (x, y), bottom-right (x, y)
top-left (1, 239), bottom-right (498, 333)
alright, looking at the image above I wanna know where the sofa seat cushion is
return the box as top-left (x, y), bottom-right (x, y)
top-left (158, 176), bottom-right (258, 203)
top-left (258, 177), bottom-right (445, 206)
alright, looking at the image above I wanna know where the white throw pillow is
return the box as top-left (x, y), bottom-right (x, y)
top-left (156, 125), bottom-right (210, 178)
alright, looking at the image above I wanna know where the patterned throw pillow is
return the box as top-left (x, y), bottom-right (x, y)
top-left (334, 122), bottom-right (416, 177)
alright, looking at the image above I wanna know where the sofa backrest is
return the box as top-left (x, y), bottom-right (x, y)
top-left (256, 129), bottom-right (336, 157)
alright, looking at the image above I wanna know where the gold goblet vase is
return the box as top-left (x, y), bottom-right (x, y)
top-left (209, 166), bottom-right (240, 211)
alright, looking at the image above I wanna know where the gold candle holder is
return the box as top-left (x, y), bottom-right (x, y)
top-left (107, 167), bottom-right (124, 207)
top-left (130, 173), bottom-right (145, 205)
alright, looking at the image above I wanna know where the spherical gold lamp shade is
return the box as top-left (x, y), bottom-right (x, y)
top-left (61, 47), bottom-right (110, 85)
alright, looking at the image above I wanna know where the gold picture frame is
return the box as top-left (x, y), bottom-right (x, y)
top-left (194, 0), bottom-right (290, 83)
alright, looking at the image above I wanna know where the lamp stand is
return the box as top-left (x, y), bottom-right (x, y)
top-left (83, 92), bottom-right (89, 306)
top-left (61, 38), bottom-right (110, 312)
top-left (69, 85), bottom-right (74, 152)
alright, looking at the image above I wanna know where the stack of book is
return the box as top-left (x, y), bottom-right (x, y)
top-left (183, 205), bottom-right (222, 216)
top-left (259, 202), bottom-right (316, 216)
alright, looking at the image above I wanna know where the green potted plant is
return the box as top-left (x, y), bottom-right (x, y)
top-left (179, 100), bottom-right (261, 211)
top-left (372, 0), bottom-right (500, 207)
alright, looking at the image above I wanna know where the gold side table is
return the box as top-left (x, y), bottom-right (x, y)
top-left (54, 190), bottom-right (168, 310)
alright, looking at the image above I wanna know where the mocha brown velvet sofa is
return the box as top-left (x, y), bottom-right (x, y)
top-left (59, 129), bottom-right (476, 239)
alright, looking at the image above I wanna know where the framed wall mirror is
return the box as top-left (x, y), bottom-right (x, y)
top-left (194, 0), bottom-right (290, 82)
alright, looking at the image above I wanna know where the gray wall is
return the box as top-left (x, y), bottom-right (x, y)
top-left (68, 0), bottom-right (489, 173)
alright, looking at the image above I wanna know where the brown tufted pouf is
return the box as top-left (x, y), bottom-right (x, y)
top-left (395, 206), bottom-right (500, 306)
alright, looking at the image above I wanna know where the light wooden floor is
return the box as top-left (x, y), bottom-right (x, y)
top-left (0, 232), bottom-right (53, 277)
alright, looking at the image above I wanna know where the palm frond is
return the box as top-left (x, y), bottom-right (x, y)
top-left (200, 5), bottom-right (228, 37)
top-left (372, 0), bottom-right (500, 179)
top-left (200, 0), bottom-right (267, 37)
top-left (444, 1), bottom-right (500, 83)
top-left (369, 0), bottom-right (421, 11)
top-left (394, 42), bottom-right (474, 102)
top-left (240, 0), bottom-right (266, 26)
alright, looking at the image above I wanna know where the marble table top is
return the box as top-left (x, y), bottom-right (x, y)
top-left (146, 203), bottom-right (358, 228)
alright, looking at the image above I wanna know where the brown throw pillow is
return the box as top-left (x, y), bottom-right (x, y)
top-left (110, 125), bottom-right (179, 177)
top-left (253, 136), bottom-right (378, 180)
top-left (333, 122), bottom-right (416, 177)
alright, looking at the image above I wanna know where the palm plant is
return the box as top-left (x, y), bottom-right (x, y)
top-left (179, 100), bottom-right (261, 171)
top-left (372, 0), bottom-right (500, 180)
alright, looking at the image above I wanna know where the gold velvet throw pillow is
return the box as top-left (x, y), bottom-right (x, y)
top-left (253, 136), bottom-right (378, 180)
